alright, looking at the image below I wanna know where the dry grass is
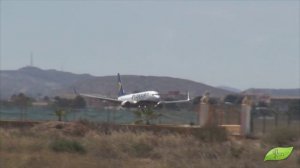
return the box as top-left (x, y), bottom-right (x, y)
top-left (0, 121), bottom-right (299, 168)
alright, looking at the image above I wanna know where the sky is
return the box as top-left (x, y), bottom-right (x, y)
top-left (0, 0), bottom-right (299, 90)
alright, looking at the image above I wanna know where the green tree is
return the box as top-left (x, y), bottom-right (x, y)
top-left (55, 109), bottom-right (66, 121)
top-left (52, 96), bottom-right (86, 121)
top-left (43, 96), bottom-right (50, 102)
top-left (133, 107), bottom-right (162, 125)
top-left (53, 96), bottom-right (71, 108)
top-left (11, 93), bottom-right (32, 120)
top-left (53, 96), bottom-right (70, 121)
top-left (224, 94), bottom-right (243, 104)
top-left (53, 96), bottom-right (86, 109)
top-left (192, 96), bottom-right (202, 105)
top-left (71, 96), bottom-right (86, 109)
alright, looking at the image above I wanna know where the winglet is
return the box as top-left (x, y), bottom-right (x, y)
top-left (187, 91), bottom-right (190, 101)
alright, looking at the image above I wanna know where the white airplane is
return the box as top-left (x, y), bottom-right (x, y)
top-left (77, 73), bottom-right (190, 108)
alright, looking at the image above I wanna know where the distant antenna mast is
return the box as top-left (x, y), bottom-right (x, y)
top-left (30, 52), bottom-right (34, 67)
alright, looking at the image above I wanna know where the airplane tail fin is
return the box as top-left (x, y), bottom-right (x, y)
top-left (117, 73), bottom-right (125, 96)
top-left (73, 88), bottom-right (78, 95)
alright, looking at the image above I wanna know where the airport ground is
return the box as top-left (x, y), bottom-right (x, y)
top-left (0, 120), bottom-right (299, 168)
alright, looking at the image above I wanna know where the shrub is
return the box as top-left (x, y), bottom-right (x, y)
top-left (230, 145), bottom-right (244, 158)
top-left (55, 124), bottom-right (64, 129)
top-left (50, 138), bottom-right (86, 154)
top-left (262, 127), bottom-right (300, 146)
top-left (78, 119), bottom-right (113, 134)
top-left (191, 126), bottom-right (228, 142)
top-left (78, 119), bottom-right (96, 128)
top-left (297, 153), bottom-right (300, 165)
top-left (130, 141), bottom-right (153, 158)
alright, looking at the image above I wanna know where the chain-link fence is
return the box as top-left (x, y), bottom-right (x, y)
top-left (251, 107), bottom-right (300, 134)
top-left (1, 102), bottom-right (299, 135)
top-left (210, 103), bottom-right (300, 135)
top-left (0, 106), bottom-right (197, 125)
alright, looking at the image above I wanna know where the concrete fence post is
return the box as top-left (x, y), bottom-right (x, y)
top-left (240, 96), bottom-right (252, 136)
top-left (199, 103), bottom-right (209, 127)
top-left (199, 92), bottom-right (210, 127)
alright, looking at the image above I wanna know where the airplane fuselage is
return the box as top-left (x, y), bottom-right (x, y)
top-left (117, 91), bottom-right (160, 103)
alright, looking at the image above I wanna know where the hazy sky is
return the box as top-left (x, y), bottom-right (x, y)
top-left (1, 1), bottom-right (299, 90)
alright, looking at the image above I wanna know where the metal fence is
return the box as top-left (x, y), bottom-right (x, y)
top-left (0, 106), bottom-right (197, 125)
top-left (1, 104), bottom-right (299, 135)
top-left (251, 108), bottom-right (300, 134)
top-left (212, 104), bottom-right (300, 135)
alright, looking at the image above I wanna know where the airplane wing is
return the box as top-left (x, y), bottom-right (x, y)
top-left (158, 99), bottom-right (190, 104)
top-left (79, 93), bottom-right (122, 103)
top-left (158, 92), bottom-right (191, 104)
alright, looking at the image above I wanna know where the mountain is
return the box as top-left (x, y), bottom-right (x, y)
top-left (243, 88), bottom-right (300, 98)
top-left (0, 66), bottom-right (232, 99)
top-left (217, 86), bottom-right (241, 93)
top-left (0, 66), bottom-right (93, 99)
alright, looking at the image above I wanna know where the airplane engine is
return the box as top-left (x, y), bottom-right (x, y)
top-left (121, 101), bottom-right (131, 108)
